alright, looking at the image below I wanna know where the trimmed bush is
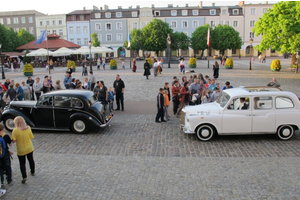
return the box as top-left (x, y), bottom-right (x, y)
top-left (110, 59), bottom-right (118, 70)
top-left (67, 61), bottom-right (76, 72)
top-left (225, 58), bottom-right (234, 69)
top-left (189, 57), bottom-right (197, 68)
top-left (147, 58), bottom-right (153, 68)
top-left (23, 63), bottom-right (34, 76)
top-left (270, 60), bottom-right (281, 71)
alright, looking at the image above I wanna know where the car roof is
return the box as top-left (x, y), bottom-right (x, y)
top-left (223, 87), bottom-right (298, 98)
top-left (42, 90), bottom-right (94, 99)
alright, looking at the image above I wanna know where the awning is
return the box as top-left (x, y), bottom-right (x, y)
top-left (26, 48), bottom-right (53, 56)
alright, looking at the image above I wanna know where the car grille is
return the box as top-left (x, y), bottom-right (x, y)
top-left (181, 111), bottom-right (185, 125)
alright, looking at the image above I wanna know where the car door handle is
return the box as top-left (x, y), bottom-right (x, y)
top-left (68, 109), bottom-right (72, 111)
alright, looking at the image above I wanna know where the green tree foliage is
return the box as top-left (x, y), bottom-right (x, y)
top-left (210, 25), bottom-right (242, 54)
top-left (253, 1), bottom-right (300, 53)
top-left (170, 32), bottom-right (190, 56)
top-left (123, 40), bottom-right (129, 50)
top-left (142, 19), bottom-right (173, 55)
top-left (190, 24), bottom-right (211, 55)
top-left (129, 29), bottom-right (144, 51)
top-left (91, 32), bottom-right (100, 47)
top-left (18, 28), bottom-right (35, 44)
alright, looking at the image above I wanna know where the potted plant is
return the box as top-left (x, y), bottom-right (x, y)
top-left (189, 57), bottom-right (197, 68)
top-left (225, 58), bottom-right (234, 69)
top-left (23, 63), bottom-right (34, 76)
top-left (270, 60), bottom-right (281, 71)
top-left (147, 58), bottom-right (153, 68)
top-left (109, 59), bottom-right (118, 70)
top-left (67, 61), bottom-right (76, 72)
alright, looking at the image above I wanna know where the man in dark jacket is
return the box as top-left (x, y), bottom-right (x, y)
top-left (155, 88), bottom-right (166, 123)
top-left (113, 74), bottom-right (125, 111)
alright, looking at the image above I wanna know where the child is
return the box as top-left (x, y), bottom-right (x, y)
top-left (102, 57), bottom-right (106, 70)
top-left (164, 90), bottom-right (170, 121)
top-left (0, 124), bottom-right (12, 185)
top-left (122, 60), bottom-right (125, 69)
top-left (108, 87), bottom-right (114, 112)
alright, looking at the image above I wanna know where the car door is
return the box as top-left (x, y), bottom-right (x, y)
top-left (221, 97), bottom-right (252, 134)
top-left (252, 96), bottom-right (275, 133)
top-left (31, 95), bottom-right (54, 128)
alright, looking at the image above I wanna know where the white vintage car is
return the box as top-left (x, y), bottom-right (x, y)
top-left (180, 87), bottom-right (300, 141)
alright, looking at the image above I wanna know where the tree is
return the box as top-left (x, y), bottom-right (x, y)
top-left (253, 1), bottom-right (300, 54)
top-left (142, 19), bottom-right (173, 55)
top-left (210, 25), bottom-right (242, 55)
top-left (170, 32), bottom-right (190, 57)
top-left (91, 32), bottom-right (100, 47)
top-left (190, 24), bottom-right (211, 57)
top-left (17, 28), bottom-right (35, 44)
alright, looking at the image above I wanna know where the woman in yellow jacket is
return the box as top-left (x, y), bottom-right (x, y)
top-left (12, 116), bottom-right (35, 184)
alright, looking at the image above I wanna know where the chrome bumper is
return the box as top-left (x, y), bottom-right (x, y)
top-left (100, 114), bottom-right (114, 127)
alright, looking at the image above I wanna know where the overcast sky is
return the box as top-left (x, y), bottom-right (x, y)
top-left (1, 0), bottom-right (279, 15)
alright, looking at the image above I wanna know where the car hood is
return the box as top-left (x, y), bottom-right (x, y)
top-left (183, 102), bottom-right (221, 114)
top-left (10, 101), bottom-right (37, 108)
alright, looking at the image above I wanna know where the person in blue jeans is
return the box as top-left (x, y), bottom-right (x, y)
top-left (108, 87), bottom-right (114, 112)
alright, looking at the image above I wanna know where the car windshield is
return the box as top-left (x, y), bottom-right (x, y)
top-left (216, 91), bottom-right (231, 108)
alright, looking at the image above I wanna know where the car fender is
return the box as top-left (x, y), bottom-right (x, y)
top-left (187, 113), bottom-right (221, 133)
top-left (1, 109), bottom-right (35, 127)
top-left (69, 113), bottom-right (102, 126)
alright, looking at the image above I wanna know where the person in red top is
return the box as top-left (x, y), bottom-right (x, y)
top-left (171, 80), bottom-right (180, 115)
top-left (176, 82), bottom-right (192, 117)
top-left (0, 81), bottom-right (7, 92)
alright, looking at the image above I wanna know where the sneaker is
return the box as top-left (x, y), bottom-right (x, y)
top-left (7, 180), bottom-right (12, 184)
top-left (21, 178), bottom-right (27, 184)
top-left (155, 121), bottom-right (161, 123)
top-left (31, 173), bottom-right (35, 176)
top-left (0, 189), bottom-right (6, 197)
top-left (161, 120), bottom-right (167, 122)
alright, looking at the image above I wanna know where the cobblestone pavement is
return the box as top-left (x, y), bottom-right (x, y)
top-left (2, 58), bottom-right (300, 199)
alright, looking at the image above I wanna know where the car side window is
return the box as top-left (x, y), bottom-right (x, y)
top-left (275, 96), bottom-right (294, 109)
top-left (253, 96), bottom-right (272, 109)
top-left (71, 97), bottom-right (83, 108)
top-left (54, 96), bottom-right (71, 107)
top-left (37, 96), bottom-right (53, 106)
top-left (227, 97), bottom-right (249, 110)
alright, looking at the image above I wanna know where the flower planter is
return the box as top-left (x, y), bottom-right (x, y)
top-left (24, 72), bottom-right (33, 76)
top-left (271, 69), bottom-right (280, 71)
top-left (225, 65), bottom-right (233, 69)
top-left (110, 66), bottom-right (117, 70)
top-left (189, 64), bottom-right (196, 68)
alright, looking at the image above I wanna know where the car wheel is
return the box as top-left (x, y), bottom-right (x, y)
top-left (71, 119), bottom-right (88, 134)
top-left (3, 116), bottom-right (15, 132)
top-left (195, 124), bottom-right (215, 141)
top-left (277, 125), bottom-right (294, 140)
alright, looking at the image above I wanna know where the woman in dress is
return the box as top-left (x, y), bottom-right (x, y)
top-left (213, 61), bottom-right (219, 79)
top-left (12, 116), bottom-right (35, 184)
top-left (132, 58), bottom-right (137, 72)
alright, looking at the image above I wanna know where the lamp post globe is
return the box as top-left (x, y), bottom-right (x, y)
top-left (249, 38), bottom-right (253, 70)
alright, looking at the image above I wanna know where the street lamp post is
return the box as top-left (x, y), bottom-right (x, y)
top-left (0, 43), bottom-right (5, 80)
top-left (296, 50), bottom-right (299, 73)
top-left (249, 38), bottom-right (253, 70)
top-left (88, 40), bottom-right (93, 72)
top-left (167, 34), bottom-right (171, 68)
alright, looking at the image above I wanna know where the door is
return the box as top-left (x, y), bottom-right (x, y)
top-left (32, 96), bottom-right (54, 127)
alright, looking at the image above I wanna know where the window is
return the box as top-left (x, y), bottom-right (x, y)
top-left (193, 20), bottom-right (199, 28)
top-left (132, 12), bottom-right (137, 17)
top-left (29, 27), bottom-right (34, 34)
top-left (182, 50), bottom-right (187, 55)
top-left (225, 21), bottom-right (229, 25)
top-left (58, 20), bottom-right (62, 25)
top-left (59, 29), bottom-right (63, 36)
top-left (21, 17), bottom-right (25, 23)
top-left (210, 9), bottom-right (216, 15)
top-left (71, 16), bottom-right (76, 21)
top-left (154, 11), bottom-right (160, 16)
top-left (132, 22), bottom-right (138, 29)
top-left (171, 10), bottom-right (177, 16)
top-left (210, 21), bottom-right (216, 27)
top-left (29, 17), bottom-right (33, 23)
top-left (97, 34), bottom-right (102, 42)
top-left (193, 10), bottom-right (198, 16)
top-left (194, 50), bottom-right (199, 54)
top-left (116, 22), bottom-right (122, 30)
top-left (106, 34), bottom-right (112, 41)
top-left (263, 8), bottom-right (268, 14)
top-left (46, 21), bottom-right (49, 26)
top-left (0, 18), bottom-right (3, 24)
top-left (13, 17), bottom-right (19, 24)
top-left (76, 26), bottom-right (80, 34)
top-left (116, 12), bottom-right (122, 18)
top-left (142, 12), bottom-right (145, 17)
top-left (80, 15), bottom-right (84, 20)
top-left (222, 9), bottom-right (227, 15)
top-left (95, 24), bottom-right (101, 31)
top-left (182, 21), bottom-right (188, 28)
top-left (84, 38), bottom-right (88, 45)
top-left (182, 10), bottom-right (188, 16)
top-left (141, 22), bottom-right (146, 29)
top-left (47, 30), bottom-right (50, 35)
top-left (69, 26), bottom-right (74, 34)
top-left (251, 8), bottom-right (256, 15)
top-left (276, 97), bottom-right (294, 109)
top-left (106, 23), bottom-right (112, 30)
top-left (54, 96), bottom-right (70, 107)
top-left (52, 20), bottom-right (55, 25)
top-left (171, 21), bottom-right (177, 28)
top-left (40, 21), bottom-right (43, 26)
top-left (116, 33), bottom-right (122, 41)
top-left (53, 30), bottom-right (56, 34)
top-left (250, 32), bottom-right (255, 38)
top-left (83, 26), bottom-right (88, 34)
top-left (7, 18), bottom-right (11, 24)
top-left (271, 49), bottom-right (276, 53)
top-left (77, 38), bottom-right (81, 45)
top-left (254, 97), bottom-right (272, 109)
top-left (70, 38), bottom-right (74, 43)
top-left (250, 20), bottom-right (255, 27)
top-left (232, 49), bottom-right (236, 54)
top-left (233, 9), bottom-right (239, 15)
top-left (233, 21), bottom-right (238, 27)
top-left (219, 21), bottom-right (224, 25)
top-left (106, 13), bottom-right (111, 18)
top-left (229, 97), bottom-right (250, 110)
top-left (246, 46), bottom-right (250, 54)
top-left (147, 11), bottom-right (151, 16)
top-left (95, 13), bottom-right (101, 18)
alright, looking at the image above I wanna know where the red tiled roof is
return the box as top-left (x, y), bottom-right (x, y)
top-left (16, 34), bottom-right (80, 51)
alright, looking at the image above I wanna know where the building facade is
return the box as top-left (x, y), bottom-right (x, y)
top-left (35, 14), bottom-right (67, 40)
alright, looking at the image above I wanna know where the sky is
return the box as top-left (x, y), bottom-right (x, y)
top-left (1, 0), bottom-right (279, 15)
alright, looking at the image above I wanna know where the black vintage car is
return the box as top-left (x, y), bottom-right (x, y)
top-left (1, 90), bottom-right (113, 134)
